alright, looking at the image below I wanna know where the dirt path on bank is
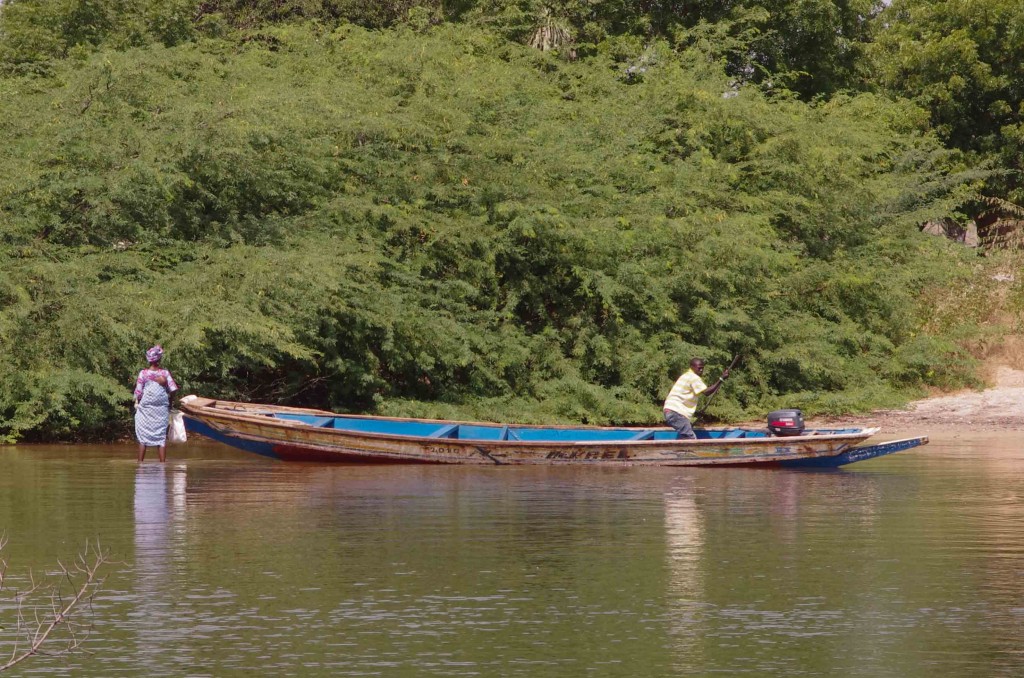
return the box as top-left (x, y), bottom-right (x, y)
top-left (810, 366), bottom-right (1024, 433)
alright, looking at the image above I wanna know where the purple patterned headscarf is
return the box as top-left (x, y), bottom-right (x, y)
top-left (146, 345), bottom-right (164, 363)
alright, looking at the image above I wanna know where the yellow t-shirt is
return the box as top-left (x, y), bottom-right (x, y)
top-left (663, 369), bottom-right (707, 418)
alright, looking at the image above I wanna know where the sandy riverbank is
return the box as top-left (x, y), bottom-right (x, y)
top-left (809, 365), bottom-right (1024, 433)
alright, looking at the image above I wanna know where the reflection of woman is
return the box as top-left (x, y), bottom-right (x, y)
top-left (134, 345), bottom-right (179, 463)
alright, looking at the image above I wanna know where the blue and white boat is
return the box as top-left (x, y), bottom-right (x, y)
top-left (180, 396), bottom-right (926, 467)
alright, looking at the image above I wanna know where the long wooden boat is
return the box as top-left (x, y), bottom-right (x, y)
top-left (179, 396), bottom-right (927, 467)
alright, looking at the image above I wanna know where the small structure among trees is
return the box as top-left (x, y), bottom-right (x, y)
top-left (923, 199), bottom-right (1024, 251)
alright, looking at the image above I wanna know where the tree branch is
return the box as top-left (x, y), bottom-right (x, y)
top-left (0, 540), bottom-right (110, 673)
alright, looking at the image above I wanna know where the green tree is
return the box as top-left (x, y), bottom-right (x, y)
top-left (0, 0), bottom-right (196, 75)
top-left (0, 22), bottom-right (983, 441)
top-left (464, 0), bottom-right (879, 96)
top-left (869, 0), bottom-right (1024, 203)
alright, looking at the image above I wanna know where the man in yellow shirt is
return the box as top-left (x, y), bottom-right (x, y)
top-left (663, 358), bottom-right (730, 439)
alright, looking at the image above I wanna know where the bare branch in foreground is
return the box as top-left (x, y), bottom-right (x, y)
top-left (0, 539), bottom-right (110, 673)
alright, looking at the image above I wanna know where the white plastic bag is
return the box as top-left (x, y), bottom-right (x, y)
top-left (168, 409), bottom-right (188, 444)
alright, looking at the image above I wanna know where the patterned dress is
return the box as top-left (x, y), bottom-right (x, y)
top-left (134, 369), bottom-right (179, 446)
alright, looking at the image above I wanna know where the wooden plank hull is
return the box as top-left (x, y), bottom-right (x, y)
top-left (180, 396), bottom-right (926, 467)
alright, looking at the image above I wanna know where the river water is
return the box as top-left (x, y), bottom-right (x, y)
top-left (0, 432), bottom-right (1022, 676)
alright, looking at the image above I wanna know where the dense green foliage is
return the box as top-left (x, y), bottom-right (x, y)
top-left (0, 0), bottom-right (880, 93)
top-left (2, 0), bottom-right (1020, 197)
top-left (869, 0), bottom-right (1024, 205)
top-left (0, 2), bottom-right (998, 441)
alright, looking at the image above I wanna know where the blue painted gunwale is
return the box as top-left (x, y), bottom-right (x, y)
top-left (267, 411), bottom-right (869, 442)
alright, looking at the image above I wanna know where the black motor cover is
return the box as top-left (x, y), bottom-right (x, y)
top-left (767, 409), bottom-right (805, 436)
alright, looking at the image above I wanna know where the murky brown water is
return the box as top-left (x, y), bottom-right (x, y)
top-left (1, 432), bottom-right (1022, 676)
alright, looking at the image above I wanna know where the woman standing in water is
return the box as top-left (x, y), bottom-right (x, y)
top-left (133, 345), bottom-right (179, 462)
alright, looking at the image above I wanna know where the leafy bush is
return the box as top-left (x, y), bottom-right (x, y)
top-left (0, 22), bottom-right (983, 440)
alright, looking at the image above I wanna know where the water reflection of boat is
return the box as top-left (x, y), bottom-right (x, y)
top-left (180, 396), bottom-right (927, 467)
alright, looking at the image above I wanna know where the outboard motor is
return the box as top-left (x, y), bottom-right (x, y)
top-left (767, 409), bottom-right (805, 437)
